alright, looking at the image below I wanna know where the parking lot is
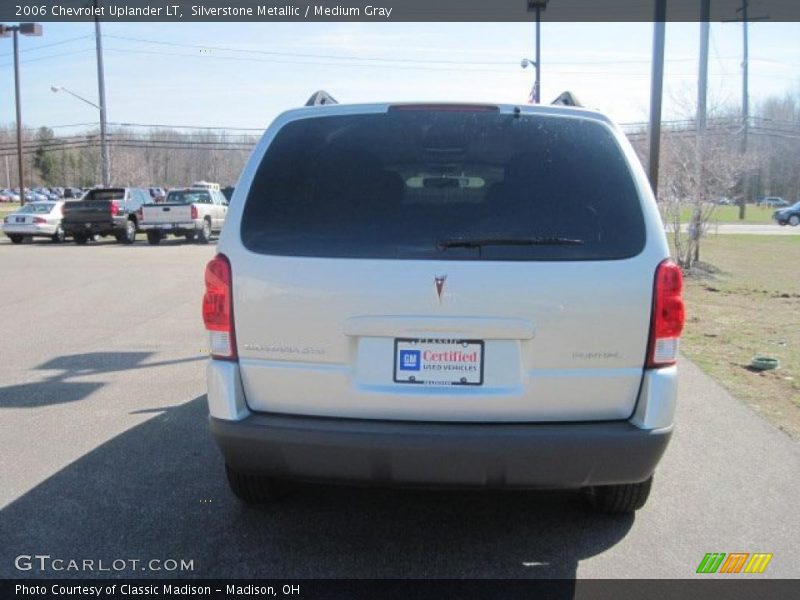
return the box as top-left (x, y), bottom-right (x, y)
top-left (1, 237), bottom-right (799, 579)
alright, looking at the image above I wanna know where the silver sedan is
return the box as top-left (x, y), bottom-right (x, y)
top-left (2, 201), bottom-right (67, 244)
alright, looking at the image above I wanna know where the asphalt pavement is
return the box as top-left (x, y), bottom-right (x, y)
top-left (0, 236), bottom-right (798, 579)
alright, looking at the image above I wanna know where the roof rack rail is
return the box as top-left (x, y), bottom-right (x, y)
top-left (551, 91), bottom-right (582, 107)
top-left (305, 90), bottom-right (338, 107)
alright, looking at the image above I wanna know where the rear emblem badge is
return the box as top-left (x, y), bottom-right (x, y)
top-left (434, 275), bottom-right (447, 302)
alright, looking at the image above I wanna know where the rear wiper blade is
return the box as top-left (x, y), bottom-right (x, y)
top-left (437, 236), bottom-right (584, 249)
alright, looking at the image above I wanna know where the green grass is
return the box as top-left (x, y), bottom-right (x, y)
top-left (681, 234), bottom-right (800, 438)
top-left (0, 202), bottom-right (20, 218)
top-left (676, 205), bottom-right (778, 224)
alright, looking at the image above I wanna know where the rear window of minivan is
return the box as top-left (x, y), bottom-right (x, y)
top-left (241, 110), bottom-right (645, 261)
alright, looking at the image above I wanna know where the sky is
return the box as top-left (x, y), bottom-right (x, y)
top-left (0, 21), bottom-right (798, 134)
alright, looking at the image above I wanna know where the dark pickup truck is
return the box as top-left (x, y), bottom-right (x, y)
top-left (62, 187), bottom-right (150, 244)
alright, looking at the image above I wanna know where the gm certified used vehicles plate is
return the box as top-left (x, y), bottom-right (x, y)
top-left (394, 338), bottom-right (484, 385)
top-left (203, 98), bottom-right (685, 514)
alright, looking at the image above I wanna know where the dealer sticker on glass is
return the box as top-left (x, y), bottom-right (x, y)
top-left (394, 338), bottom-right (484, 386)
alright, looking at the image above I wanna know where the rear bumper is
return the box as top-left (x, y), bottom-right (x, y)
top-left (140, 221), bottom-right (198, 232)
top-left (62, 219), bottom-right (125, 235)
top-left (211, 413), bottom-right (671, 488)
top-left (2, 223), bottom-right (57, 236)
top-left (207, 361), bottom-right (675, 489)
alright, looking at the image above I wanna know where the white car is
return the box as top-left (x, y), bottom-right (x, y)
top-left (203, 99), bottom-right (685, 514)
top-left (2, 201), bottom-right (66, 243)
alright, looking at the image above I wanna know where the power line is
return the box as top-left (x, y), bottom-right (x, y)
top-left (0, 35), bottom-right (92, 58)
top-left (0, 48), bottom-right (96, 69)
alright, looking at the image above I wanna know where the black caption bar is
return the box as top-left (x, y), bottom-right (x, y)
top-left (2, 0), bottom-right (800, 22)
top-left (3, 579), bottom-right (800, 600)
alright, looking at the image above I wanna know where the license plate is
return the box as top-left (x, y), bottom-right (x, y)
top-left (15, 217), bottom-right (24, 223)
top-left (85, 223), bottom-right (92, 228)
top-left (394, 338), bottom-right (484, 386)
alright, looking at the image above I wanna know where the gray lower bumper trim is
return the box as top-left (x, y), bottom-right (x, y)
top-left (210, 413), bottom-right (672, 489)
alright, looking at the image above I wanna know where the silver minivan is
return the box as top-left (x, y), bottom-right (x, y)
top-left (203, 100), bottom-right (685, 513)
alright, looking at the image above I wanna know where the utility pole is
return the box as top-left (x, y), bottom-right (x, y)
top-left (13, 28), bottom-right (23, 204)
top-left (0, 22), bottom-right (43, 206)
top-left (94, 0), bottom-right (110, 186)
top-left (741, 0), bottom-right (749, 156)
top-left (693, 0), bottom-right (710, 264)
top-left (724, 1), bottom-right (768, 219)
top-left (647, 1), bottom-right (667, 195)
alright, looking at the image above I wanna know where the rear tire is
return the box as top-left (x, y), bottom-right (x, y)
top-left (789, 215), bottom-right (800, 226)
top-left (225, 464), bottom-right (287, 505)
top-left (146, 230), bottom-right (162, 245)
top-left (197, 219), bottom-right (212, 244)
top-left (184, 232), bottom-right (196, 242)
top-left (117, 219), bottom-right (137, 244)
top-left (51, 225), bottom-right (65, 243)
top-left (588, 476), bottom-right (653, 514)
top-left (74, 233), bottom-right (88, 245)
top-left (8, 234), bottom-right (24, 244)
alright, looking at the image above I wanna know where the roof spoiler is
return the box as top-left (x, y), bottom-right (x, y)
top-left (305, 90), bottom-right (338, 106)
top-left (551, 91), bottom-right (582, 107)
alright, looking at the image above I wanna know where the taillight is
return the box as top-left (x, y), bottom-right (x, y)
top-left (110, 200), bottom-right (121, 216)
top-left (136, 208), bottom-right (143, 221)
top-left (647, 259), bottom-right (685, 368)
top-left (191, 205), bottom-right (198, 220)
top-left (33, 217), bottom-right (46, 224)
top-left (203, 254), bottom-right (236, 360)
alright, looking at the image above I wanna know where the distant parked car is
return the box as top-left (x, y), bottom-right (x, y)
top-left (0, 189), bottom-right (17, 202)
top-left (716, 197), bottom-right (732, 205)
top-left (2, 200), bottom-right (66, 243)
top-left (773, 201), bottom-right (800, 227)
top-left (757, 196), bottom-right (788, 208)
top-left (62, 187), bottom-right (83, 200)
top-left (21, 189), bottom-right (48, 203)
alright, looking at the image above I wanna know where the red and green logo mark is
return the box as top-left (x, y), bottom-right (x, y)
top-left (696, 553), bottom-right (773, 574)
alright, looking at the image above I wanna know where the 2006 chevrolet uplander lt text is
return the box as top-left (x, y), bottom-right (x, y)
top-left (203, 98), bottom-right (685, 514)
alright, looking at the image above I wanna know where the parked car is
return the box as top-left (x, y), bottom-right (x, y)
top-left (61, 187), bottom-right (149, 244)
top-left (2, 200), bottom-right (66, 243)
top-left (0, 189), bottom-right (18, 202)
top-left (203, 98), bottom-right (685, 514)
top-left (773, 201), bottom-right (800, 226)
top-left (140, 186), bottom-right (228, 244)
top-left (757, 196), bottom-right (788, 208)
top-left (20, 189), bottom-right (48, 203)
top-left (62, 187), bottom-right (83, 200)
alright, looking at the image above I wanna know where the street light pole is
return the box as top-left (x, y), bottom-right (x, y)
top-left (534, 5), bottom-right (541, 103)
top-left (12, 28), bottom-right (24, 204)
top-left (51, 84), bottom-right (108, 186)
top-left (526, 0), bottom-right (549, 104)
top-left (94, 11), bottom-right (110, 187)
top-left (1, 22), bottom-right (42, 206)
top-left (51, 86), bottom-right (101, 110)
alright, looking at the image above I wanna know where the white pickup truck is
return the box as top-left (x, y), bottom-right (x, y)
top-left (140, 186), bottom-right (228, 244)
